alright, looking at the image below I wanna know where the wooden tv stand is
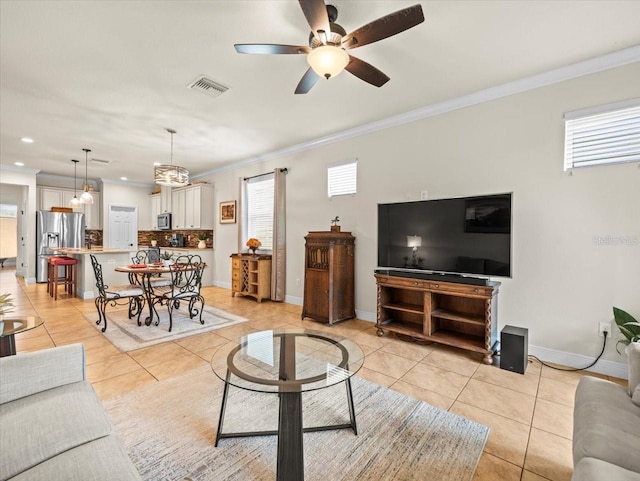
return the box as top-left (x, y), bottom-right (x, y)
top-left (375, 273), bottom-right (500, 364)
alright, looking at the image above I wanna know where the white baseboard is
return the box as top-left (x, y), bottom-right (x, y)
top-left (529, 344), bottom-right (628, 380)
top-left (212, 288), bottom-right (629, 378)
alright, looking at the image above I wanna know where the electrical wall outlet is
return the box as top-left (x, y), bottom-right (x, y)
top-left (420, 190), bottom-right (428, 200)
top-left (598, 321), bottom-right (611, 336)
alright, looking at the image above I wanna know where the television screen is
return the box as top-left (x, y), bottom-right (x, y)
top-left (377, 193), bottom-right (512, 278)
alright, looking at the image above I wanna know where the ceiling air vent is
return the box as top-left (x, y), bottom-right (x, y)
top-left (187, 76), bottom-right (229, 98)
top-left (90, 158), bottom-right (111, 166)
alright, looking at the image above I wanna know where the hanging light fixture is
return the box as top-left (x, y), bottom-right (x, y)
top-left (69, 159), bottom-right (81, 208)
top-left (80, 148), bottom-right (94, 204)
top-left (154, 128), bottom-right (189, 187)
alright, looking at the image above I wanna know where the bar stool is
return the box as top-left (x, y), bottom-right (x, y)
top-left (47, 256), bottom-right (78, 300)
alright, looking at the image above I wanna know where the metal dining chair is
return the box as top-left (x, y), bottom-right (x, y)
top-left (151, 254), bottom-right (205, 332)
top-left (90, 255), bottom-right (145, 332)
top-left (130, 250), bottom-right (171, 287)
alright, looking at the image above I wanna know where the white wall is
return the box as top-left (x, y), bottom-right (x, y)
top-left (199, 62), bottom-right (640, 367)
top-left (0, 168), bottom-right (38, 281)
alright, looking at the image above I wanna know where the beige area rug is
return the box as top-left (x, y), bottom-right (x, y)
top-left (105, 366), bottom-right (489, 481)
top-left (87, 305), bottom-right (248, 352)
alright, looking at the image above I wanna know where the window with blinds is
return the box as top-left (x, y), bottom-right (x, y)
top-left (564, 100), bottom-right (640, 171)
top-left (246, 174), bottom-right (274, 250)
top-left (328, 160), bottom-right (357, 197)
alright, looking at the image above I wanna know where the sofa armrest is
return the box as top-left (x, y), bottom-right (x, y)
top-left (0, 343), bottom-right (86, 404)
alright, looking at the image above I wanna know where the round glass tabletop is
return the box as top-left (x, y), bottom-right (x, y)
top-left (0, 317), bottom-right (44, 337)
top-left (211, 328), bottom-right (364, 394)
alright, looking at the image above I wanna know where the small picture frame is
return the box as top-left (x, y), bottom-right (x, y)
top-left (220, 200), bottom-right (236, 224)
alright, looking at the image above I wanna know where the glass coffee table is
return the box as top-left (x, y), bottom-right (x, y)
top-left (211, 328), bottom-right (364, 481)
top-left (0, 317), bottom-right (44, 357)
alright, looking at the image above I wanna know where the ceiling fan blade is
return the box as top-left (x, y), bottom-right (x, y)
top-left (295, 68), bottom-right (320, 94)
top-left (345, 55), bottom-right (390, 88)
top-left (234, 44), bottom-right (310, 55)
top-left (342, 4), bottom-right (424, 50)
top-left (298, 0), bottom-right (330, 40)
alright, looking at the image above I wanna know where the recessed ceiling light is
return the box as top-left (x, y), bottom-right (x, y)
top-left (120, 177), bottom-right (127, 181)
top-left (14, 162), bottom-right (24, 166)
top-left (20, 137), bottom-right (34, 143)
top-left (153, 162), bottom-right (161, 166)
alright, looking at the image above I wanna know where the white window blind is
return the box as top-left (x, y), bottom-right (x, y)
top-left (564, 101), bottom-right (640, 171)
top-left (246, 174), bottom-right (274, 250)
top-left (328, 160), bottom-right (357, 197)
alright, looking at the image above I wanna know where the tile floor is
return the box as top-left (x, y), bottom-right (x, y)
top-left (2, 268), bottom-right (627, 481)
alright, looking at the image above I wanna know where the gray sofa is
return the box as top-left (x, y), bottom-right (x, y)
top-left (0, 344), bottom-right (141, 481)
top-left (572, 342), bottom-right (640, 481)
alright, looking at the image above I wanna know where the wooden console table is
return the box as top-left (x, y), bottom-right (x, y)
top-left (375, 273), bottom-right (500, 364)
top-left (231, 253), bottom-right (271, 302)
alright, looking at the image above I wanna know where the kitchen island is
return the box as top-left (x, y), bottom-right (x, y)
top-left (54, 247), bottom-right (214, 299)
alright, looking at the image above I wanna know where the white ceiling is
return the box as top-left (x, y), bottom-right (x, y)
top-left (1, 1), bottom-right (639, 184)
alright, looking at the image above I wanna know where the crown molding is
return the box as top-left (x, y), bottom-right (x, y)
top-left (1, 165), bottom-right (41, 175)
top-left (98, 177), bottom-right (153, 188)
top-left (193, 45), bottom-right (640, 179)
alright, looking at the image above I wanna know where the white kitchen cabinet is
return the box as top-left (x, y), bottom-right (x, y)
top-left (38, 187), bottom-right (82, 212)
top-left (150, 193), bottom-right (161, 229)
top-left (83, 192), bottom-right (102, 229)
top-left (160, 186), bottom-right (172, 213)
top-left (171, 184), bottom-right (213, 229)
top-left (171, 188), bottom-right (186, 229)
top-left (37, 186), bottom-right (101, 227)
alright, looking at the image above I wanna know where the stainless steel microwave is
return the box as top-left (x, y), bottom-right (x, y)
top-left (157, 213), bottom-right (171, 230)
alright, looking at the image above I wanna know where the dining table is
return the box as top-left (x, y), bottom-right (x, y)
top-left (115, 261), bottom-right (206, 327)
top-left (114, 263), bottom-right (172, 326)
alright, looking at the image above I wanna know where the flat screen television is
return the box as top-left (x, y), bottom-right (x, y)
top-left (377, 193), bottom-right (512, 278)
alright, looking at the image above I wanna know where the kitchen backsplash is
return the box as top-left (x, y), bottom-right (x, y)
top-left (139, 230), bottom-right (214, 249)
top-left (83, 229), bottom-right (213, 249)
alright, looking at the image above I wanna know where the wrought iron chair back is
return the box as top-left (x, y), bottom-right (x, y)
top-left (90, 254), bottom-right (144, 332)
top-left (154, 254), bottom-right (206, 332)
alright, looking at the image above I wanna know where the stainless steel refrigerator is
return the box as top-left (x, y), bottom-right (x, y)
top-left (36, 211), bottom-right (85, 283)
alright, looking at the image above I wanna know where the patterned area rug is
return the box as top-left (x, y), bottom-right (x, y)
top-left (87, 305), bottom-right (248, 352)
top-left (105, 366), bottom-right (489, 481)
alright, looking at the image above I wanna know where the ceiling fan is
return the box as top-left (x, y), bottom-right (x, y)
top-left (234, 1), bottom-right (425, 94)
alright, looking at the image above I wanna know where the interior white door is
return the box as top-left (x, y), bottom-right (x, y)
top-left (108, 206), bottom-right (137, 249)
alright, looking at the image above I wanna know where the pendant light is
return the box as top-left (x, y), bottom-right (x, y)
top-left (80, 148), bottom-right (94, 204)
top-left (154, 128), bottom-right (189, 187)
top-left (69, 159), bottom-right (81, 208)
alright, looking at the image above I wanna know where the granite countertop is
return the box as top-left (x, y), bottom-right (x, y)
top-left (140, 246), bottom-right (213, 252)
top-left (56, 246), bottom-right (213, 255)
top-left (55, 247), bottom-right (133, 255)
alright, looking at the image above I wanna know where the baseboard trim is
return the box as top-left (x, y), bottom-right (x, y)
top-left (213, 287), bottom-right (629, 378)
top-left (529, 344), bottom-right (628, 380)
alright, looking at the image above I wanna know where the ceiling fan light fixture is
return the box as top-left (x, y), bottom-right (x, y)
top-left (307, 45), bottom-right (349, 79)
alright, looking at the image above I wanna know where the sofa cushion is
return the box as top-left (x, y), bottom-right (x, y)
top-left (573, 457), bottom-right (640, 481)
top-left (0, 344), bottom-right (85, 404)
top-left (0, 381), bottom-right (112, 481)
top-left (8, 435), bottom-right (142, 481)
top-left (573, 376), bottom-right (640, 474)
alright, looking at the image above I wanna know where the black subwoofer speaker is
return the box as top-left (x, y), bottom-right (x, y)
top-left (500, 325), bottom-right (528, 374)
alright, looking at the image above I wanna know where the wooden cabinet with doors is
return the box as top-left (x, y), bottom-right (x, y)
top-left (302, 231), bottom-right (355, 325)
top-left (231, 253), bottom-right (271, 302)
